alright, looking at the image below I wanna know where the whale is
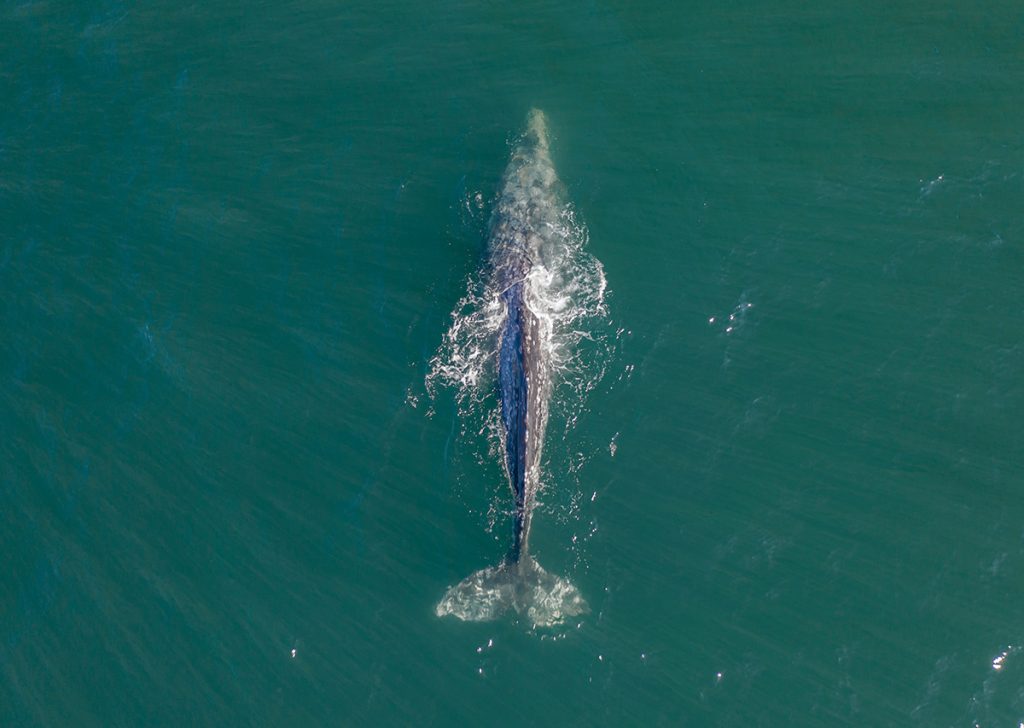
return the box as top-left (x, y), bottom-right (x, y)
top-left (436, 110), bottom-right (587, 627)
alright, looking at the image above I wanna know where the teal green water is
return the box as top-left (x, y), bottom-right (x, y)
top-left (3, 1), bottom-right (1023, 725)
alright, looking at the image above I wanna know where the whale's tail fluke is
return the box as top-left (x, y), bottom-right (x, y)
top-left (436, 555), bottom-right (587, 627)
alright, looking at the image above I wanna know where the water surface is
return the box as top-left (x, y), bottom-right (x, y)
top-left (2, 1), bottom-right (1023, 725)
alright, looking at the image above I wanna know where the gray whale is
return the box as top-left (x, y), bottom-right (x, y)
top-left (436, 111), bottom-right (587, 627)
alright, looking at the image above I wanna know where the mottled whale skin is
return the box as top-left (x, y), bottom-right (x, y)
top-left (436, 111), bottom-right (586, 627)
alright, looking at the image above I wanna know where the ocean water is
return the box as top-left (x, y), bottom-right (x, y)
top-left (2, 1), bottom-right (1023, 725)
